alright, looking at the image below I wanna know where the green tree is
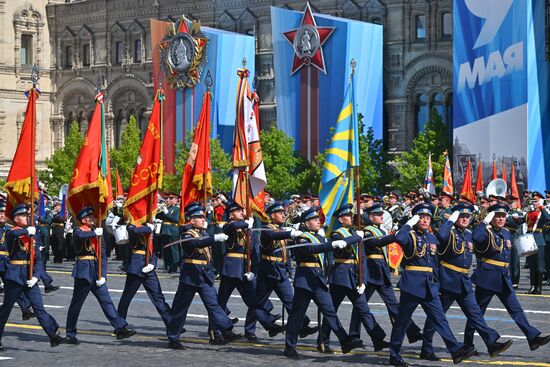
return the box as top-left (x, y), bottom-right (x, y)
top-left (38, 121), bottom-right (84, 194)
top-left (110, 115), bottom-right (142, 190)
top-left (391, 108), bottom-right (448, 192)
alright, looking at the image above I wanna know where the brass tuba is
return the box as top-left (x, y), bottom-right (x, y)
top-left (486, 178), bottom-right (507, 198)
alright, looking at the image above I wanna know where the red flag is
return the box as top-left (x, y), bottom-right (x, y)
top-left (115, 169), bottom-right (124, 198)
top-left (180, 90), bottom-right (213, 224)
top-left (492, 160), bottom-right (497, 180)
top-left (475, 160), bottom-right (484, 194)
top-left (124, 90), bottom-right (164, 225)
top-left (501, 162), bottom-right (507, 183)
top-left (442, 154), bottom-right (454, 196)
top-left (460, 159), bottom-right (475, 203)
top-left (4, 88), bottom-right (39, 214)
top-left (67, 92), bottom-right (113, 220)
top-left (510, 164), bottom-right (521, 207)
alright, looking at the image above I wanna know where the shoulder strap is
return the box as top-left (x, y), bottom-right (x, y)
top-left (366, 225), bottom-right (384, 237)
top-left (301, 232), bottom-right (320, 243)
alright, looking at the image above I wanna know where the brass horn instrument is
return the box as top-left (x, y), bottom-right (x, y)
top-left (486, 178), bottom-right (507, 198)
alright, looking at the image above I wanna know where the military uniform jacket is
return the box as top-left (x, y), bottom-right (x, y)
top-left (505, 210), bottom-right (523, 238)
top-left (4, 226), bottom-right (44, 286)
top-left (126, 224), bottom-right (157, 277)
top-left (395, 224), bottom-right (440, 299)
top-left (72, 225), bottom-right (107, 283)
top-left (533, 208), bottom-right (549, 247)
top-left (179, 227), bottom-right (216, 287)
top-left (50, 212), bottom-right (66, 235)
top-left (0, 223), bottom-right (12, 273)
top-left (329, 227), bottom-right (365, 289)
top-left (259, 224), bottom-right (292, 281)
top-left (292, 231), bottom-right (334, 291)
top-left (156, 205), bottom-right (180, 237)
top-left (222, 220), bottom-right (252, 280)
top-left (363, 225), bottom-right (396, 287)
top-left (471, 223), bottom-right (514, 293)
top-left (435, 220), bottom-right (474, 295)
top-left (38, 209), bottom-right (53, 240)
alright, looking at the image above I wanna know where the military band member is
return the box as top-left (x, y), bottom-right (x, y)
top-left (525, 192), bottom-right (548, 294)
top-left (64, 206), bottom-right (136, 344)
top-left (420, 203), bottom-right (512, 361)
top-left (283, 207), bottom-right (363, 358)
top-left (117, 221), bottom-right (172, 328)
top-left (506, 195), bottom-right (524, 288)
top-left (0, 204), bottom-right (65, 351)
top-left (166, 203), bottom-right (240, 349)
top-left (156, 193), bottom-right (181, 273)
top-left (320, 203), bottom-right (388, 352)
top-left (390, 203), bottom-right (476, 367)
top-left (464, 202), bottom-right (550, 352)
top-left (348, 204), bottom-right (423, 345)
top-left (50, 201), bottom-right (66, 263)
top-left (385, 192), bottom-right (402, 225)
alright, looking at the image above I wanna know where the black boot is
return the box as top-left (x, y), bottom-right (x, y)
top-left (407, 331), bottom-right (423, 344)
top-left (168, 340), bottom-right (185, 350)
top-left (283, 346), bottom-right (299, 358)
top-left (373, 339), bottom-right (390, 352)
top-left (45, 284), bottom-right (60, 293)
top-left (535, 272), bottom-right (543, 295)
top-left (530, 334), bottom-right (550, 351)
top-left (244, 333), bottom-right (258, 342)
top-left (527, 268), bottom-right (537, 294)
top-left (115, 328), bottom-right (136, 340)
top-left (222, 330), bottom-right (241, 344)
top-left (389, 357), bottom-right (409, 367)
top-left (21, 308), bottom-right (35, 321)
top-left (64, 336), bottom-right (79, 345)
top-left (50, 335), bottom-right (66, 347)
top-left (488, 339), bottom-right (513, 357)
top-left (0, 342), bottom-right (4, 352)
top-left (268, 323), bottom-right (285, 337)
top-left (341, 336), bottom-right (363, 354)
top-left (419, 351), bottom-right (441, 361)
top-left (452, 345), bottom-right (476, 364)
top-left (316, 344), bottom-right (334, 354)
top-left (299, 325), bottom-right (319, 338)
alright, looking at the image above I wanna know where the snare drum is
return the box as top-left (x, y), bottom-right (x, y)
top-left (114, 225), bottom-right (129, 245)
top-left (514, 233), bottom-right (538, 257)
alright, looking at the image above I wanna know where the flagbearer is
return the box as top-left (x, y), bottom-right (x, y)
top-left (320, 203), bottom-right (389, 353)
top-left (166, 203), bottom-right (241, 349)
top-left (464, 202), bottom-right (550, 352)
top-left (420, 203), bottom-right (512, 360)
top-left (283, 207), bottom-right (363, 358)
top-left (390, 203), bottom-right (476, 366)
top-left (348, 204), bottom-right (424, 344)
top-left (64, 206), bottom-right (136, 344)
top-left (0, 204), bottom-right (65, 351)
top-left (117, 221), bottom-right (172, 327)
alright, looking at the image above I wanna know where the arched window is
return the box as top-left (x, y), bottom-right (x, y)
top-left (432, 93), bottom-right (445, 121)
top-left (65, 46), bottom-right (73, 68)
top-left (134, 39), bottom-right (141, 63)
top-left (415, 15), bottom-right (426, 40)
top-left (115, 41), bottom-right (124, 65)
top-left (441, 12), bottom-right (452, 40)
top-left (415, 94), bottom-right (429, 133)
top-left (82, 44), bottom-right (90, 66)
top-left (20, 34), bottom-right (33, 66)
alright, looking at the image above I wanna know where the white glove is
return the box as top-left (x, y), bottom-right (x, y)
top-left (511, 213), bottom-right (519, 219)
top-left (160, 206), bottom-right (169, 214)
top-left (116, 202), bottom-right (123, 208)
top-left (356, 284), bottom-right (366, 295)
top-left (39, 246), bottom-right (45, 252)
top-left (244, 272), bottom-right (255, 281)
top-left (146, 223), bottom-right (156, 231)
top-left (94, 227), bottom-right (104, 237)
top-left (26, 277), bottom-right (38, 288)
top-left (214, 233), bottom-right (229, 242)
top-left (290, 230), bottom-right (303, 238)
top-left (406, 215), bottom-right (420, 227)
top-left (96, 277), bottom-right (106, 287)
top-left (356, 230), bottom-right (364, 239)
top-left (318, 228), bottom-right (326, 237)
top-left (141, 264), bottom-right (155, 273)
top-left (245, 218), bottom-right (254, 229)
top-left (331, 240), bottom-right (347, 249)
top-left (448, 211), bottom-right (460, 223)
top-left (26, 226), bottom-right (36, 236)
top-left (483, 211), bottom-right (495, 224)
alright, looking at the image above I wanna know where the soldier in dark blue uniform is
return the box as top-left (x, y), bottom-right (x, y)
top-left (283, 207), bottom-right (363, 358)
top-left (64, 206), bottom-right (135, 344)
top-left (348, 204), bottom-right (423, 344)
top-left (464, 202), bottom-right (550, 352)
top-left (420, 203), bottom-right (512, 361)
top-left (156, 193), bottom-right (181, 273)
top-left (244, 201), bottom-right (317, 341)
top-left (0, 204), bottom-right (65, 351)
top-left (216, 201), bottom-right (284, 337)
top-left (117, 221), bottom-right (171, 328)
top-left (166, 203), bottom-right (241, 349)
top-left (36, 201), bottom-right (60, 293)
top-left (390, 203), bottom-right (476, 367)
top-left (320, 203), bottom-right (389, 352)
top-left (505, 195), bottom-right (524, 289)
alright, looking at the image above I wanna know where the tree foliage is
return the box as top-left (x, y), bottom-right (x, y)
top-left (391, 108), bottom-right (448, 192)
top-left (110, 115), bottom-right (142, 190)
top-left (38, 121), bottom-right (84, 194)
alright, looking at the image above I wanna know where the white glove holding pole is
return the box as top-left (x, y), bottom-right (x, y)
top-left (146, 223), bottom-right (155, 231)
top-left (245, 218), bottom-right (254, 229)
top-left (244, 272), bottom-right (255, 281)
top-left (406, 215), bottom-right (420, 227)
top-left (96, 277), bottom-right (106, 287)
top-left (356, 230), bottom-right (364, 239)
top-left (160, 206), bottom-right (169, 214)
top-left (290, 230), bottom-right (303, 238)
top-left (448, 211), bottom-right (460, 223)
top-left (214, 233), bottom-right (229, 242)
top-left (141, 264), bottom-right (154, 274)
top-left (94, 227), bottom-right (103, 237)
top-left (26, 277), bottom-right (38, 288)
top-left (483, 211), bottom-right (495, 224)
top-left (331, 240), bottom-right (347, 249)
top-left (26, 226), bottom-right (36, 236)
top-left (356, 284), bottom-right (366, 295)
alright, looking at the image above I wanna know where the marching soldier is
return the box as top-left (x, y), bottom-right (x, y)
top-left (35, 199), bottom-right (60, 294)
top-left (464, 202), bottom-right (550, 352)
top-left (166, 203), bottom-right (240, 349)
top-left (0, 204), bottom-right (65, 351)
top-left (50, 201), bottom-right (66, 263)
top-left (117, 221), bottom-right (172, 328)
top-left (320, 203), bottom-right (388, 353)
top-left (506, 195), bottom-right (524, 288)
top-left (390, 203), bottom-right (476, 366)
top-left (283, 207), bottom-right (363, 358)
top-left (420, 203), bottom-right (512, 361)
top-left (434, 191), bottom-right (454, 230)
top-left (348, 204), bottom-right (423, 345)
top-left (156, 193), bottom-right (181, 273)
top-left (525, 192), bottom-right (548, 294)
top-left (64, 206), bottom-right (136, 344)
